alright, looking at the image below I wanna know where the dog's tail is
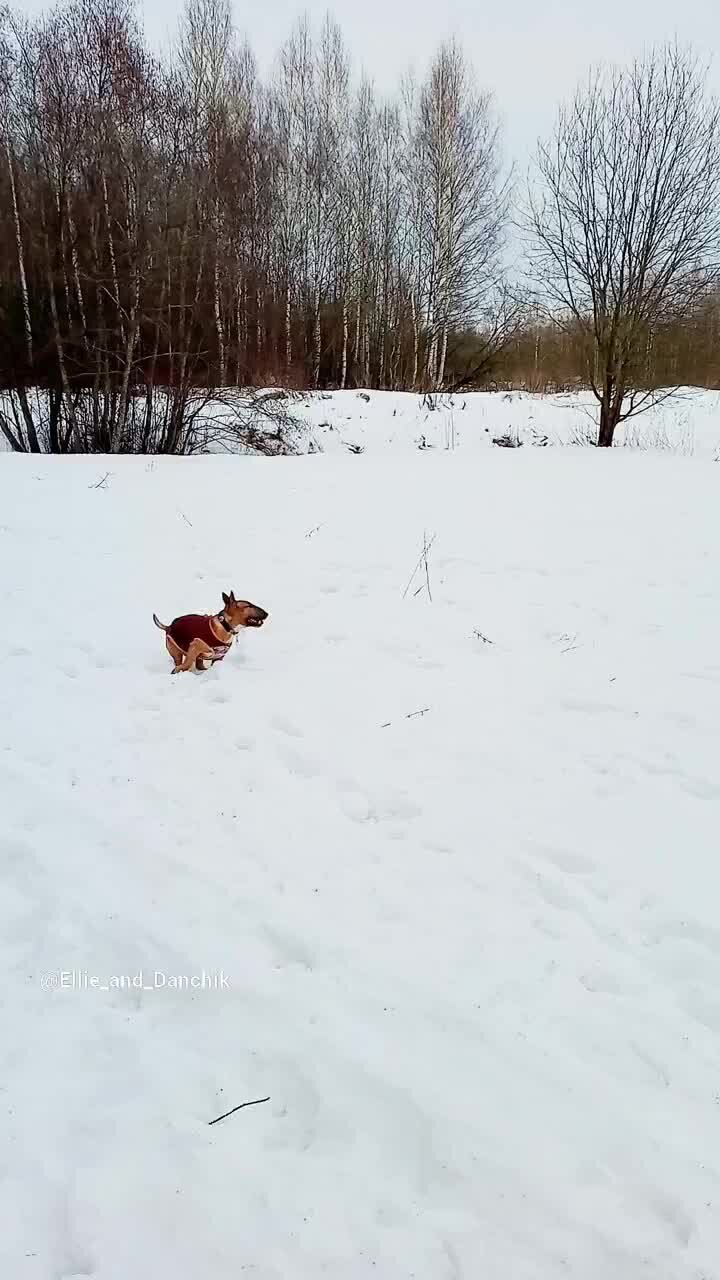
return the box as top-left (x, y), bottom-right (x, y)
top-left (153, 613), bottom-right (168, 632)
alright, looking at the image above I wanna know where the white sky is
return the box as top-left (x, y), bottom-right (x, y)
top-left (15, 0), bottom-right (720, 166)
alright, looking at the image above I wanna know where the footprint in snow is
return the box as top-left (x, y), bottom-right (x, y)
top-left (652, 918), bottom-right (720, 956)
top-left (276, 743), bottom-right (318, 779)
top-left (272, 715), bottom-right (304, 739)
top-left (338, 782), bottom-right (421, 825)
top-left (578, 969), bottom-right (626, 996)
top-left (263, 924), bottom-right (314, 971)
top-left (682, 989), bottom-right (720, 1034)
top-left (535, 846), bottom-right (596, 876)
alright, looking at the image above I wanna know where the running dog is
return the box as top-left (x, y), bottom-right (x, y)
top-left (153, 591), bottom-right (268, 673)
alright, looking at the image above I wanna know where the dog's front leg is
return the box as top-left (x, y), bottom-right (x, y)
top-left (176, 638), bottom-right (215, 673)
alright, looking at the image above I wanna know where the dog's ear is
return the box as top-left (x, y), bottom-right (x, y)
top-left (228, 590), bottom-right (237, 603)
top-left (222, 592), bottom-right (230, 607)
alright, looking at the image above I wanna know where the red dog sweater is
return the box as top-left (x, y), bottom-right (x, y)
top-left (167, 614), bottom-right (232, 660)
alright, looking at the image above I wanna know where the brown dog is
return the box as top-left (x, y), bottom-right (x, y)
top-left (153, 591), bottom-right (268, 674)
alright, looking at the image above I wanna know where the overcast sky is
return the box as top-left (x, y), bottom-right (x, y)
top-left (15, 0), bottom-right (720, 165)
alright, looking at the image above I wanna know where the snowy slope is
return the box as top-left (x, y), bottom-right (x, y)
top-left (285, 386), bottom-right (720, 459)
top-left (2, 446), bottom-right (720, 1279)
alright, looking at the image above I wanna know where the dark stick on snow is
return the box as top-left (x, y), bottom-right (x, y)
top-left (208, 1096), bottom-right (270, 1126)
top-left (179, 511), bottom-right (193, 527)
top-left (89, 472), bottom-right (110, 490)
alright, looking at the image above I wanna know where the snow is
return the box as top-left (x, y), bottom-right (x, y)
top-left (2, 426), bottom-right (720, 1278)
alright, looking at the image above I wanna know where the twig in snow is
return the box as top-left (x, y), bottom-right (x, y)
top-left (423, 529), bottom-right (433, 601)
top-left (208, 1096), bottom-right (270, 1126)
top-left (89, 472), bottom-right (111, 490)
top-left (179, 511), bottom-right (193, 527)
top-left (305, 523), bottom-right (324, 539)
top-left (381, 706), bottom-right (430, 728)
top-left (402, 532), bottom-right (436, 600)
top-left (473, 629), bottom-right (494, 645)
top-left (556, 632), bottom-right (580, 654)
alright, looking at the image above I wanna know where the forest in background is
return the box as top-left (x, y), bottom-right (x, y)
top-left (1, 0), bottom-right (719, 451)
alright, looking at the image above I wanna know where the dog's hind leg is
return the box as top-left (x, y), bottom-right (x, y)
top-left (166, 636), bottom-right (185, 673)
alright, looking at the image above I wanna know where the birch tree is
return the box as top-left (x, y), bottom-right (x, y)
top-left (417, 42), bottom-right (507, 389)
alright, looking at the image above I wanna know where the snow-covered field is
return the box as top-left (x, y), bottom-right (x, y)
top-left (3, 385), bottom-right (720, 458)
top-left (2, 413), bottom-right (720, 1277)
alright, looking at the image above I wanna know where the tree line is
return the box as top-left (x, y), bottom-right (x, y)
top-left (499, 293), bottom-right (720, 396)
top-left (1, 0), bottom-right (719, 450)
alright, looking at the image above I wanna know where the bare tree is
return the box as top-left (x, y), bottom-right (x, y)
top-left (528, 44), bottom-right (720, 445)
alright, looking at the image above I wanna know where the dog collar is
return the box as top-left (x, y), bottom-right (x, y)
top-left (216, 613), bottom-right (236, 639)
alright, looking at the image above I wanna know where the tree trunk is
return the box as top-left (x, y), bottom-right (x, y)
top-left (66, 190), bottom-right (89, 353)
top-left (354, 296), bottom-right (361, 367)
top-left (0, 401), bottom-right (27, 452)
top-left (598, 384), bottom-right (623, 447)
top-left (256, 288), bottom-right (263, 357)
top-left (113, 249), bottom-right (142, 452)
top-left (410, 292), bottom-right (419, 390)
top-left (102, 171), bottom-right (124, 345)
top-left (214, 244), bottom-right (226, 386)
top-left (426, 328), bottom-right (438, 388)
top-left (5, 137), bottom-right (35, 389)
top-left (43, 215), bottom-right (77, 452)
top-left (436, 320), bottom-right (448, 389)
top-left (312, 287), bottom-right (321, 387)
top-left (340, 296), bottom-right (348, 389)
top-left (285, 279), bottom-right (292, 374)
top-left (235, 277), bottom-right (243, 385)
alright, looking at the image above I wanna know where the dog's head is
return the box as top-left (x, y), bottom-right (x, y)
top-left (221, 590), bottom-right (268, 630)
